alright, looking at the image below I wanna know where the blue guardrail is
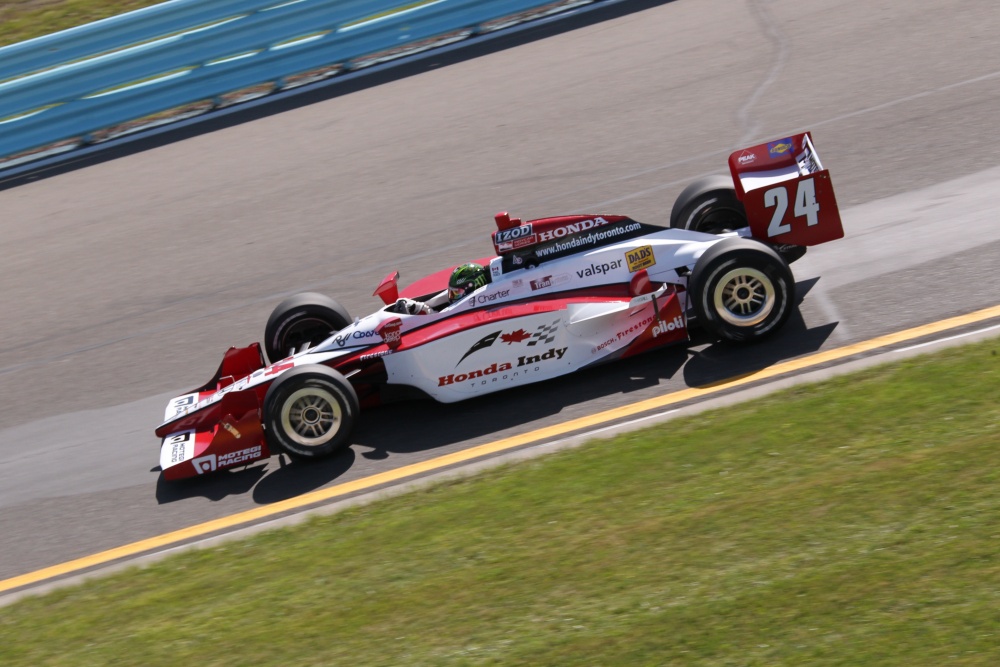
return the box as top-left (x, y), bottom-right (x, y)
top-left (0, 0), bottom-right (601, 170)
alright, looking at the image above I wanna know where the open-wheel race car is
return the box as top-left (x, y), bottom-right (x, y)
top-left (156, 132), bottom-right (844, 480)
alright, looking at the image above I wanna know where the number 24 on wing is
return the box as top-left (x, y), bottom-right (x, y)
top-left (745, 172), bottom-right (844, 246)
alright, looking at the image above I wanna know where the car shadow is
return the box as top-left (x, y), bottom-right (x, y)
top-left (251, 449), bottom-right (357, 504)
top-left (156, 276), bottom-right (838, 503)
top-left (352, 345), bottom-right (691, 460)
top-left (154, 448), bottom-right (359, 504)
top-left (351, 324), bottom-right (836, 461)
top-left (684, 317), bottom-right (838, 387)
top-left (155, 463), bottom-right (269, 503)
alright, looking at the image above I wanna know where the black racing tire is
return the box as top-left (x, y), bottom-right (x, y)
top-left (689, 238), bottom-right (795, 343)
top-left (263, 365), bottom-right (359, 460)
top-left (669, 175), bottom-right (748, 234)
top-left (264, 293), bottom-right (351, 363)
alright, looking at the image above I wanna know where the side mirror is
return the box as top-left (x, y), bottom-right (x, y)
top-left (373, 271), bottom-right (400, 305)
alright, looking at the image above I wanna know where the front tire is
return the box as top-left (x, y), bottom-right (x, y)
top-left (264, 293), bottom-right (351, 363)
top-left (689, 238), bottom-right (794, 343)
top-left (263, 365), bottom-right (359, 460)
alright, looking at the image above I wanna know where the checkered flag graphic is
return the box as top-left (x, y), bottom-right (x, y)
top-left (527, 319), bottom-right (560, 346)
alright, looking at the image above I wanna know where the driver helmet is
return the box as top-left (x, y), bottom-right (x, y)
top-left (448, 263), bottom-right (488, 302)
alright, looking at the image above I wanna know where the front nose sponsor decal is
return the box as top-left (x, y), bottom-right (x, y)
top-left (191, 445), bottom-right (264, 474)
top-left (192, 454), bottom-right (217, 474)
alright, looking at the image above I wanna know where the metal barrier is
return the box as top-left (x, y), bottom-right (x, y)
top-left (0, 0), bottom-right (599, 169)
top-left (0, 0), bottom-right (280, 82)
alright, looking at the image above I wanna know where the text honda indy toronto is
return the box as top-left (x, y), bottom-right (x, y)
top-left (156, 133), bottom-right (844, 480)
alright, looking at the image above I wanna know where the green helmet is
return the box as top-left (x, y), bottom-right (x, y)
top-left (448, 263), bottom-right (488, 302)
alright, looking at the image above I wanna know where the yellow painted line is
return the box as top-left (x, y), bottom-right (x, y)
top-left (3, 304), bottom-right (999, 595)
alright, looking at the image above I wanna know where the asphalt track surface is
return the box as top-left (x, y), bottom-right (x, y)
top-left (1, 0), bottom-right (999, 587)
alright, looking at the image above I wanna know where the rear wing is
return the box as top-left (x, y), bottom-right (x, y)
top-left (729, 132), bottom-right (844, 246)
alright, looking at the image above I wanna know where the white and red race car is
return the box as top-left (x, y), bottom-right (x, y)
top-left (156, 132), bottom-right (843, 480)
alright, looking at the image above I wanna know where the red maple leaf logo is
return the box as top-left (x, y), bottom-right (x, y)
top-left (500, 329), bottom-right (531, 344)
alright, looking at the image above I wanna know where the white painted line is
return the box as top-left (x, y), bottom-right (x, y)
top-left (270, 32), bottom-right (329, 51)
top-left (0, 104), bottom-right (60, 125)
top-left (178, 15), bottom-right (247, 38)
top-left (83, 69), bottom-right (194, 99)
top-left (264, 0), bottom-right (309, 11)
top-left (894, 323), bottom-right (1000, 353)
top-left (0, 15), bottom-right (245, 92)
top-left (338, 0), bottom-right (446, 33)
top-left (206, 51), bottom-right (262, 67)
top-left (0, 37), bottom-right (181, 92)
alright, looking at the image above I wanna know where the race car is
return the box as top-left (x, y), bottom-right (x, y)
top-left (156, 132), bottom-right (843, 480)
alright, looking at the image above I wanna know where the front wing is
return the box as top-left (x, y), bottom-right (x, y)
top-left (159, 407), bottom-right (268, 481)
top-left (157, 344), bottom-right (271, 481)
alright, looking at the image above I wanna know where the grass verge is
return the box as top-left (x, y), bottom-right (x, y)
top-left (0, 1), bottom-right (164, 48)
top-left (1, 338), bottom-right (998, 666)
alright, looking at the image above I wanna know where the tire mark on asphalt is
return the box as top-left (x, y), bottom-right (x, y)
top-left (580, 69), bottom-right (1000, 213)
top-left (735, 0), bottom-right (789, 146)
top-left (806, 69), bottom-right (1000, 132)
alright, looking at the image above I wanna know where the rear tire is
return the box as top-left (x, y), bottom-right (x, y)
top-left (670, 176), bottom-right (747, 234)
top-left (671, 175), bottom-right (807, 263)
top-left (263, 365), bottom-right (359, 460)
top-left (689, 238), bottom-right (794, 343)
top-left (264, 293), bottom-right (351, 363)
